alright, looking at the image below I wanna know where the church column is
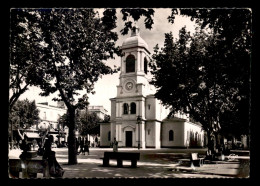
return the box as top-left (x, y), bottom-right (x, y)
top-left (121, 54), bottom-right (126, 73)
top-left (116, 124), bottom-right (122, 142)
top-left (116, 102), bottom-right (122, 118)
top-left (139, 50), bottom-right (143, 72)
top-left (154, 121), bottom-right (161, 149)
top-left (141, 98), bottom-right (145, 119)
top-left (141, 121), bottom-right (146, 149)
top-left (136, 51), bottom-right (141, 72)
top-left (135, 120), bottom-right (145, 148)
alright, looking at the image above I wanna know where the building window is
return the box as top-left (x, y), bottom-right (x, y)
top-left (123, 103), bottom-right (129, 114)
top-left (108, 131), bottom-right (111, 141)
top-left (148, 129), bottom-right (150, 135)
top-left (148, 104), bottom-right (151, 110)
top-left (126, 55), bottom-right (135, 73)
top-left (169, 130), bottom-right (174, 141)
top-left (144, 57), bottom-right (148, 74)
top-left (130, 102), bottom-right (136, 114)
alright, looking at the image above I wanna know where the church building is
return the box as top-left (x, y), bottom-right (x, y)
top-left (100, 26), bottom-right (205, 149)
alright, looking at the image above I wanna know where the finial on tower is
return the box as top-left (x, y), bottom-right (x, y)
top-left (131, 23), bottom-right (140, 37)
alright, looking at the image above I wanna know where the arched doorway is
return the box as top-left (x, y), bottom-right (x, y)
top-left (123, 125), bottom-right (135, 147)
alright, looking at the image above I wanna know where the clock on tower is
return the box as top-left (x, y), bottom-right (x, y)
top-left (125, 82), bottom-right (134, 91)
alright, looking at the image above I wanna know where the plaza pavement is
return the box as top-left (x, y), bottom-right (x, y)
top-left (8, 147), bottom-right (250, 179)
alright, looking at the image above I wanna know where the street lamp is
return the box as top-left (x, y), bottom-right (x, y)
top-left (136, 115), bottom-right (142, 150)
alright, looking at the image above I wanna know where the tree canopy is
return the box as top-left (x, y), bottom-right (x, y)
top-left (9, 98), bottom-right (40, 130)
top-left (150, 9), bottom-right (251, 151)
top-left (9, 7), bottom-right (157, 165)
top-left (9, 9), bottom-right (47, 111)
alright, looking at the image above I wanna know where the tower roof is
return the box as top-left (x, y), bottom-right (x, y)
top-left (121, 26), bottom-right (149, 52)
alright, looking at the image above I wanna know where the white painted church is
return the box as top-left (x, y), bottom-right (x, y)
top-left (100, 26), bottom-right (205, 149)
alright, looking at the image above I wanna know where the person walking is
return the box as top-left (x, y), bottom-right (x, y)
top-left (78, 139), bottom-right (84, 155)
top-left (84, 139), bottom-right (90, 155)
top-left (95, 136), bottom-right (98, 147)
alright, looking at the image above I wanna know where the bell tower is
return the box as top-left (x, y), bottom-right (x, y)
top-left (116, 26), bottom-right (153, 98)
top-left (109, 25), bottom-right (154, 148)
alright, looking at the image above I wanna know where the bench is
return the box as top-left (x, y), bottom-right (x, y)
top-left (191, 153), bottom-right (205, 167)
top-left (9, 158), bottom-right (50, 178)
top-left (101, 151), bottom-right (140, 168)
top-left (178, 153), bottom-right (205, 167)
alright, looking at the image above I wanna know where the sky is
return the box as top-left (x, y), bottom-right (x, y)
top-left (19, 8), bottom-right (196, 114)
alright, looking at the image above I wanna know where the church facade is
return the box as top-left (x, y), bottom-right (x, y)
top-left (100, 27), bottom-right (205, 149)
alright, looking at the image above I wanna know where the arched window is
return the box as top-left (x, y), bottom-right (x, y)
top-left (126, 55), bottom-right (135, 73)
top-left (130, 102), bottom-right (136, 114)
top-left (144, 57), bottom-right (148, 74)
top-left (169, 130), bottom-right (174, 141)
top-left (123, 103), bottom-right (129, 114)
top-left (108, 131), bottom-right (111, 141)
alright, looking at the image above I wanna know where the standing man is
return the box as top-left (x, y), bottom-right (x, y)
top-left (113, 138), bottom-right (118, 152)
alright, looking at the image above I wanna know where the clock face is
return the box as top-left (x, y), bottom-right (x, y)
top-left (125, 82), bottom-right (134, 91)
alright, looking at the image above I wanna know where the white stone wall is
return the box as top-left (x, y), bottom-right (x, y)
top-left (155, 100), bottom-right (170, 121)
top-left (100, 123), bottom-right (111, 147)
top-left (145, 96), bottom-right (156, 120)
top-left (161, 120), bottom-right (185, 147)
top-left (184, 122), bottom-right (204, 147)
top-left (154, 121), bottom-right (161, 149)
top-left (145, 121), bottom-right (155, 147)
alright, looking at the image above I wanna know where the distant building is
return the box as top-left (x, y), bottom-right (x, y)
top-left (88, 105), bottom-right (108, 120)
top-left (36, 101), bottom-right (68, 143)
top-left (100, 26), bottom-right (205, 148)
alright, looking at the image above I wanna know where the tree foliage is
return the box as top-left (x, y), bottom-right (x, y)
top-left (9, 98), bottom-right (40, 130)
top-left (150, 9), bottom-right (251, 151)
top-left (9, 7), bottom-right (158, 164)
top-left (120, 8), bottom-right (155, 35)
top-left (59, 110), bottom-right (108, 136)
top-left (10, 8), bottom-right (122, 164)
top-left (9, 9), bottom-right (47, 111)
top-left (78, 111), bottom-right (101, 136)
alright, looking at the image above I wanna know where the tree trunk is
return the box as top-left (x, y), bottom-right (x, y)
top-left (68, 109), bottom-right (78, 165)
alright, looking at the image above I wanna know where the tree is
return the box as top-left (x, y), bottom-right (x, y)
top-left (9, 9), bottom-right (47, 111)
top-left (9, 98), bottom-right (40, 130)
top-left (10, 7), bottom-right (158, 164)
top-left (78, 110), bottom-right (101, 136)
top-left (9, 99), bottom-right (40, 146)
top-left (59, 110), bottom-right (106, 137)
top-left (10, 8), bottom-right (123, 164)
top-left (120, 8), bottom-right (155, 35)
top-left (150, 9), bottom-right (251, 153)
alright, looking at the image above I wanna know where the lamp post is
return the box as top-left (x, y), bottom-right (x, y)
top-left (136, 115), bottom-right (142, 150)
